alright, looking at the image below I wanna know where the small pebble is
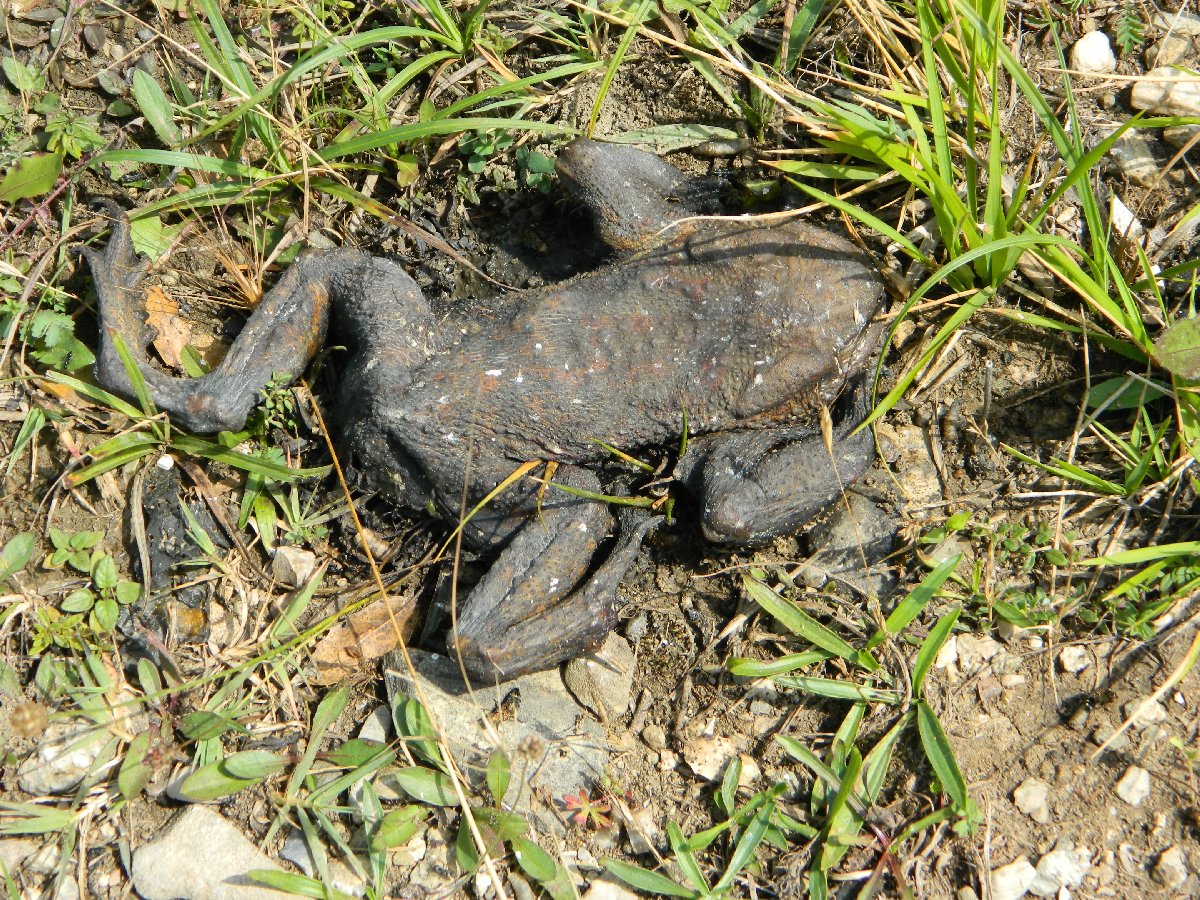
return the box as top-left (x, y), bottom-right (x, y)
top-left (1164, 125), bottom-right (1200, 149)
top-left (1152, 844), bottom-right (1188, 890)
top-left (1107, 131), bottom-right (1160, 187)
top-left (1121, 698), bottom-right (1167, 730)
top-left (640, 723), bottom-right (667, 752)
top-left (989, 857), bottom-right (1037, 900)
top-left (1115, 765), bottom-right (1151, 806)
top-left (1146, 34), bottom-right (1193, 68)
top-left (1013, 777), bottom-right (1051, 824)
top-left (1090, 721), bottom-right (1130, 752)
top-left (1030, 841), bottom-right (1091, 897)
top-left (1070, 30), bottom-right (1116, 74)
top-left (272, 546), bottom-right (316, 587)
top-left (1058, 645), bottom-right (1090, 674)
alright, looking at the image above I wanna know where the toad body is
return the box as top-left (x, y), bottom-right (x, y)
top-left (86, 139), bottom-right (886, 681)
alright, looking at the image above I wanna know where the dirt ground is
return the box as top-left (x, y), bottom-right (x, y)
top-left (2, 0), bottom-right (1200, 898)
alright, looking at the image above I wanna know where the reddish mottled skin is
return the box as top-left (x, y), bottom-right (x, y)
top-left (88, 140), bottom-right (886, 681)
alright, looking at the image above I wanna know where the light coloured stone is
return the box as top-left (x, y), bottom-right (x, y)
top-left (17, 719), bottom-right (108, 795)
top-left (956, 634), bottom-right (1004, 676)
top-left (1030, 841), bottom-right (1092, 897)
top-left (990, 856), bottom-right (1037, 900)
top-left (1154, 11), bottom-right (1200, 36)
top-left (934, 635), bottom-right (959, 670)
top-left (272, 546), bottom-right (316, 587)
top-left (1115, 765), bottom-right (1151, 806)
top-left (681, 734), bottom-right (738, 782)
top-left (1013, 777), bottom-right (1051, 824)
top-left (1070, 31), bottom-right (1117, 74)
top-left (131, 806), bottom-right (284, 900)
top-left (1131, 67), bottom-right (1200, 117)
top-left (1152, 844), bottom-right (1188, 889)
top-left (1110, 195), bottom-right (1144, 241)
top-left (1165, 124), bottom-right (1200, 149)
top-left (1146, 33), bottom-right (1194, 68)
top-left (583, 876), bottom-right (642, 900)
top-left (1107, 131), bottom-right (1160, 186)
top-left (1058, 645), bottom-right (1090, 675)
top-left (563, 632), bottom-right (636, 721)
top-left (1122, 698), bottom-right (1168, 730)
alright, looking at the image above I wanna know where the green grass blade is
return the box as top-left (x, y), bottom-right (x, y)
top-left (865, 554), bottom-right (959, 651)
top-left (743, 574), bottom-right (878, 670)
top-left (912, 606), bottom-right (961, 697)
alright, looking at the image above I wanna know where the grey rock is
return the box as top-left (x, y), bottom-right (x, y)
top-left (640, 723), bottom-right (667, 751)
top-left (1107, 131), bottom-right (1160, 186)
top-left (1152, 844), bottom-right (1188, 890)
top-left (131, 806), bottom-right (284, 900)
top-left (1146, 33), bottom-right (1194, 68)
top-left (1131, 67), bottom-right (1200, 117)
top-left (0, 838), bottom-right (39, 876)
top-left (956, 634), bottom-right (1004, 676)
top-left (279, 830), bottom-right (365, 897)
top-left (18, 719), bottom-right (108, 795)
top-left (989, 857), bottom-right (1037, 900)
top-left (1013, 777), bottom-right (1051, 824)
top-left (273, 546), bottom-right (317, 587)
top-left (1115, 765), bottom-right (1151, 806)
top-left (1164, 125), bottom-right (1200, 149)
top-left (563, 633), bottom-right (636, 721)
top-left (1090, 721), bottom-right (1130, 752)
top-left (805, 492), bottom-right (898, 598)
top-left (384, 648), bottom-right (608, 834)
top-left (1153, 11), bottom-right (1200, 36)
top-left (1122, 698), bottom-right (1168, 730)
top-left (1029, 841), bottom-right (1091, 897)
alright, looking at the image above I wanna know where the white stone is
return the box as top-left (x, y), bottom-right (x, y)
top-left (956, 634), bottom-right (1004, 675)
top-left (1070, 31), bottom-right (1117, 74)
top-left (1030, 842), bottom-right (1092, 897)
top-left (1013, 777), bottom-right (1051, 824)
top-left (131, 806), bottom-right (284, 900)
top-left (1152, 844), bottom-right (1188, 889)
top-left (934, 635), bottom-right (959, 670)
top-left (1110, 195), bottom-right (1144, 241)
top-left (681, 734), bottom-right (738, 782)
top-left (583, 875), bottom-right (642, 899)
top-left (1131, 67), bottom-right (1200, 117)
top-left (1115, 765), bottom-right (1151, 806)
top-left (990, 856), bottom-right (1037, 900)
top-left (1058, 645), bottom-right (1090, 674)
top-left (1122, 698), bottom-right (1168, 730)
top-left (17, 719), bottom-right (108, 795)
top-left (272, 546), bottom-right (316, 587)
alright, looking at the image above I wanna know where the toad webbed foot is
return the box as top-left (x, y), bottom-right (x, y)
top-left (447, 467), bottom-right (661, 682)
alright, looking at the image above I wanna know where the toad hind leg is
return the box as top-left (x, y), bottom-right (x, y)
top-left (449, 468), bottom-right (660, 682)
top-left (688, 380), bottom-right (876, 547)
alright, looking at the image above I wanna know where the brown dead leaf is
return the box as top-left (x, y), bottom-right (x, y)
top-left (312, 592), bottom-right (421, 683)
top-left (145, 285), bottom-right (191, 369)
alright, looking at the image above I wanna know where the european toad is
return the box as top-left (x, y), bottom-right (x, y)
top-left (86, 138), bottom-right (886, 681)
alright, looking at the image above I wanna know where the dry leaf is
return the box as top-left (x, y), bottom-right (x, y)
top-left (312, 592), bottom-right (420, 683)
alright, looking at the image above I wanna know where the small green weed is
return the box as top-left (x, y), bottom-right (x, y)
top-left (43, 528), bottom-right (142, 634)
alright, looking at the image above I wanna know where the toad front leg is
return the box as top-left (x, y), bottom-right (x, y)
top-left (448, 468), bottom-right (660, 682)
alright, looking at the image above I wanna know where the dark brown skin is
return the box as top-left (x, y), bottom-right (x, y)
top-left (87, 139), bottom-right (886, 682)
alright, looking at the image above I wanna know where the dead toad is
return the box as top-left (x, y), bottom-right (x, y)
top-left (85, 138), bottom-right (886, 681)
